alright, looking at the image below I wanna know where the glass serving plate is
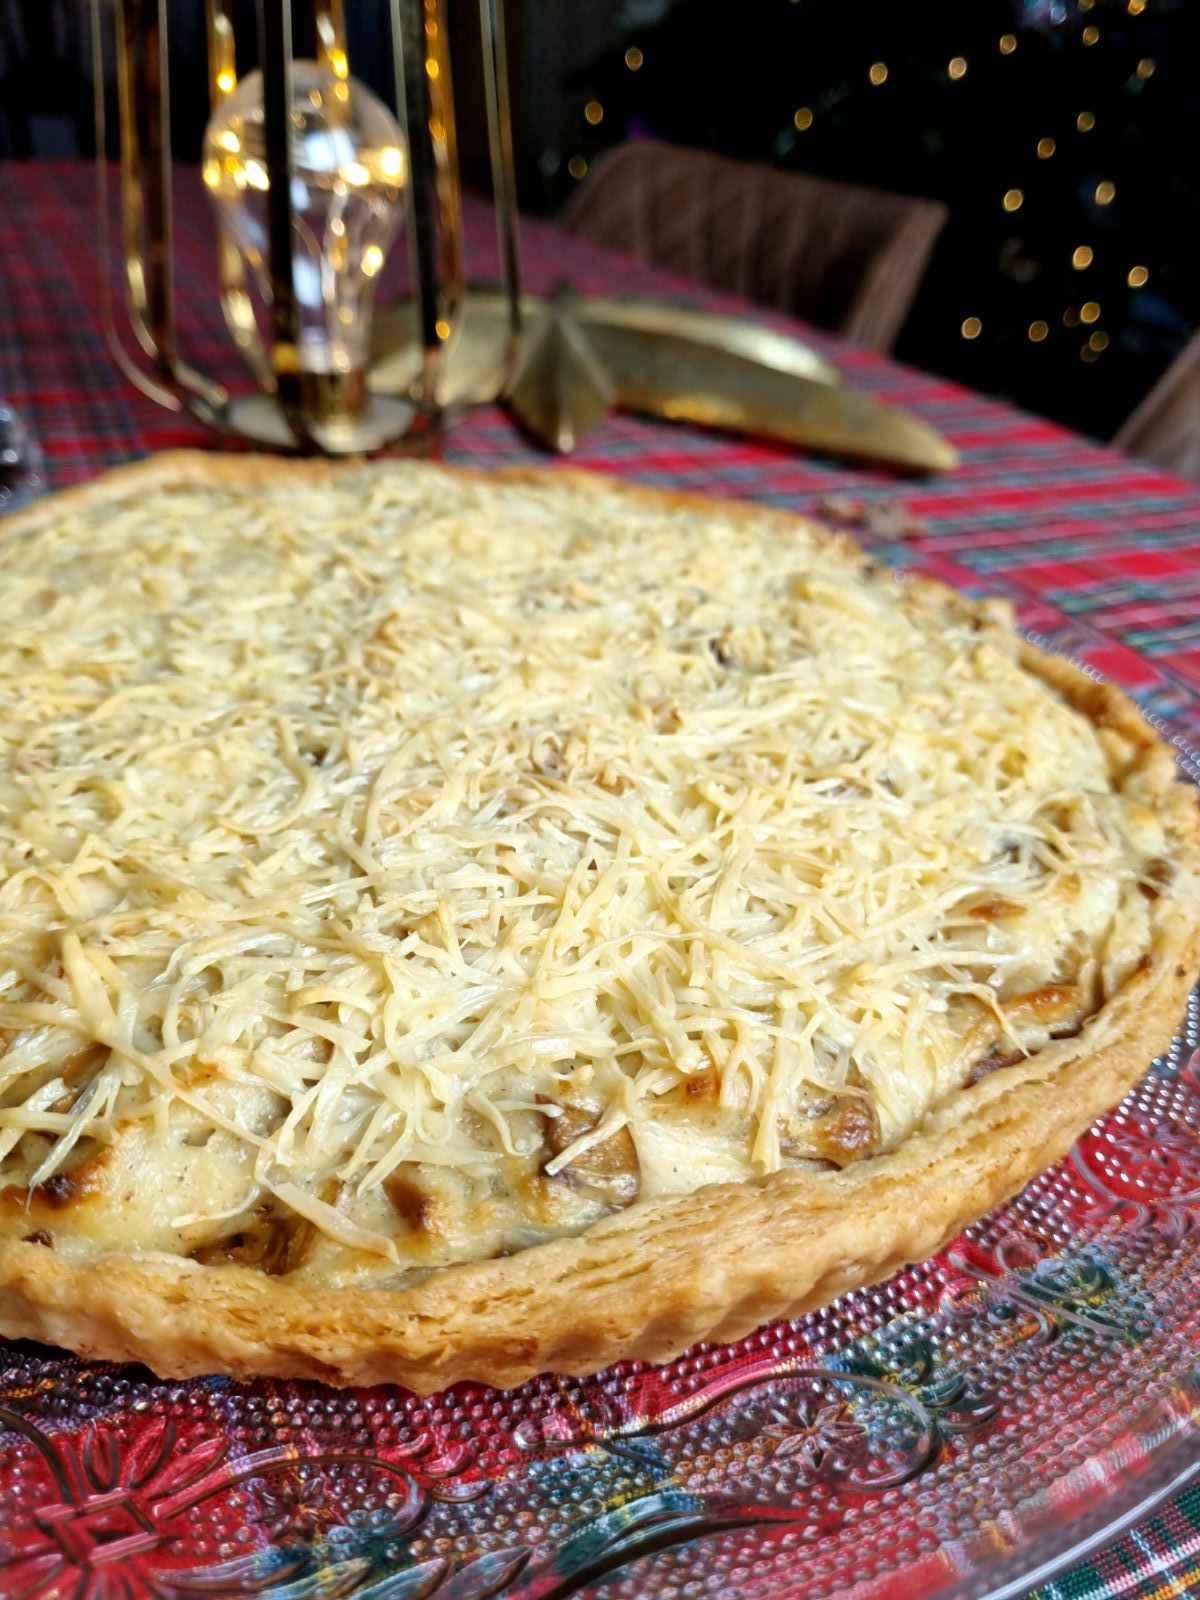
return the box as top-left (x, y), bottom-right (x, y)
top-left (0, 567), bottom-right (1198, 1600)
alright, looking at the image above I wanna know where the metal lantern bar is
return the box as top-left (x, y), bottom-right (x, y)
top-left (91, 0), bottom-right (521, 454)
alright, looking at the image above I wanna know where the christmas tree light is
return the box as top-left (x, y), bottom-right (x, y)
top-left (554, 0), bottom-right (1197, 440)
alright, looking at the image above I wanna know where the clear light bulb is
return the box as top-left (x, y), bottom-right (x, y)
top-left (203, 62), bottom-right (406, 391)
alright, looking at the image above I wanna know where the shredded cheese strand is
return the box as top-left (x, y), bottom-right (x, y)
top-left (0, 467), bottom-right (1168, 1261)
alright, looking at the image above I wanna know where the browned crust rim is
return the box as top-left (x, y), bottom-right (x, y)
top-left (1, 452), bottom-right (1198, 1393)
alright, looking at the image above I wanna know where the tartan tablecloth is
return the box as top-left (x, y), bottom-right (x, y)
top-left (1, 161), bottom-right (1199, 1600)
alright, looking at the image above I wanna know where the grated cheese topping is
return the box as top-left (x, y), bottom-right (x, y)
top-left (0, 466), bottom-right (1173, 1283)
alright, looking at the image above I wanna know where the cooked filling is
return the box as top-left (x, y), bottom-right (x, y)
top-left (0, 467), bottom-right (1174, 1286)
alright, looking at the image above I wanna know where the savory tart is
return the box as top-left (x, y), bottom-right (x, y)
top-left (0, 454), bottom-right (1196, 1391)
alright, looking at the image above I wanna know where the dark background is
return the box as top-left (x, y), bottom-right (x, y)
top-left (1, 0), bottom-right (1195, 443)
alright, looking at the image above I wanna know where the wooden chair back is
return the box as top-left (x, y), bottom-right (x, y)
top-left (1113, 331), bottom-right (1200, 483)
top-left (559, 139), bottom-right (948, 352)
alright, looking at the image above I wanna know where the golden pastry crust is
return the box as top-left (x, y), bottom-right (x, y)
top-left (1, 452), bottom-right (1197, 1393)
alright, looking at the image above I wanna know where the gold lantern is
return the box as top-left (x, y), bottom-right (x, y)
top-left (90, 0), bottom-right (521, 454)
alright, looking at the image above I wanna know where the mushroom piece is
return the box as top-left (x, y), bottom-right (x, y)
top-left (384, 1170), bottom-right (442, 1235)
top-left (963, 983), bottom-right (1088, 1087)
top-left (1138, 857), bottom-right (1176, 901)
top-left (966, 1049), bottom-right (1025, 1086)
top-left (0, 1138), bottom-right (111, 1215)
top-left (1002, 983), bottom-right (1083, 1029)
top-left (190, 1203), bottom-right (318, 1275)
top-left (966, 897), bottom-right (1025, 923)
top-left (779, 1090), bottom-right (881, 1168)
top-left (541, 1101), bottom-right (641, 1207)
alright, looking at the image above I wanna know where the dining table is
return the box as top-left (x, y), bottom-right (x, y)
top-left (1, 160), bottom-right (1199, 1600)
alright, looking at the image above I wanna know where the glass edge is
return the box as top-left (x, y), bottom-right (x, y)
top-left (956, 1399), bottom-right (1200, 1600)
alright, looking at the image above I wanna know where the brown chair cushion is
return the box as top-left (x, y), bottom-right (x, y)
top-left (559, 140), bottom-right (948, 351)
top-left (1113, 330), bottom-right (1200, 483)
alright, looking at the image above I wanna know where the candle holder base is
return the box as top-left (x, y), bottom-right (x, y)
top-left (226, 393), bottom-right (420, 455)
